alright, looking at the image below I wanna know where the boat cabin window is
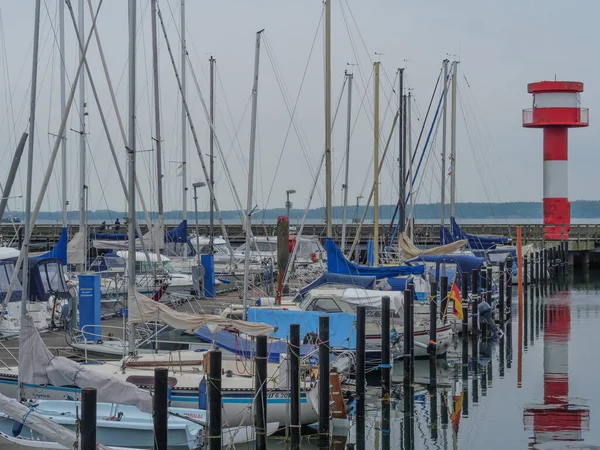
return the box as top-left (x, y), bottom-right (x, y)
top-left (305, 297), bottom-right (342, 313)
top-left (46, 262), bottom-right (66, 291)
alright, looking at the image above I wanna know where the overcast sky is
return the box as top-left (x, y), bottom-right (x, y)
top-left (0, 0), bottom-right (598, 221)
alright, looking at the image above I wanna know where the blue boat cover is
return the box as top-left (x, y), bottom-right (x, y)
top-left (406, 254), bottom-right (484, 285)
top-left (28, 257), bottom-right (71, 302)
top-left (386, 276), bottom-right (412, 291)
top-left (439, 226), bottom-right (455, 246)
top-left (193, 326), bottom-right (315, 363)
top-left (165, 220), bottom-right (188, 243)
top-left (451, 217), bottom-right (509, 250)
top-left (248, 308), bottom-right (357, 348)
top-left (326, 238), bottom-right (424, 279)
top-left (39, 227), bottom-right (68, 265)
top-left (298, 273), bottom-right (376, 296)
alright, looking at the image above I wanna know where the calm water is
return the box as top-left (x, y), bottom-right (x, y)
top-left (257, 270), bottom-right (600, 449)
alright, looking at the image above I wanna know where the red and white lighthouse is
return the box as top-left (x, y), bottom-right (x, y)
top-left (523, 81), bottom-right (589, 240)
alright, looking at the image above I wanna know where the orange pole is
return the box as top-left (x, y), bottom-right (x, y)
top-left (517, 225), bottom-right (523, 388)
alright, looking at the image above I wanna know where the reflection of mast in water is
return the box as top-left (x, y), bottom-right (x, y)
top-left (523, 291), bottom-right (590, 446)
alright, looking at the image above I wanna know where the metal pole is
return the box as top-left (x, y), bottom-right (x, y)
top-left (461, 271), bottom-right (468, 336)
top-left (325, 0), bottom-right (332, 238)
top-left (22, 0), bottom-right (42, 318)
top-left (243, 30), bottom-right (263, 320)
top-left (440, 275), bottom-right (448, 323)
top-left (0, 133), bottom-right (28, 221)
top-left (449, 61), bottom-right (458, 217)
top-left (289, 324), bottom-right (301, 447)
top-left (356, 306), bottom-right (365, 418)
top-left (506, 257), bottom-right (513, 310)
top-left (59, 1), bottom-right (67, 227)
top-left (209, 55), bottom-right (215, 252)
top-left (341, 71), bottom-right (353, 252)
top-left (318, 315), bottom-right (330, 436)
top-left (151, 0), bottom-right (163, 218)
top-left (471, 269), bottom-right (479, 336)
top-left (78, 0), bottom-right (87, 272)
top-left (153, 368), bottom-right (168, 450)
top-left (403, 288), bottom-right (413, 384)
top-left (81, 388), bottom-right (97, 450)
top-left (398, 68), bottom-right (405, 234)
top-left (208, 350), bottom-right (222, 450)
top-left (127, 0), bottom-right (137, 355)
top-left (381, 296), bottom-right (391, 398)
top-left (255, 335), bottom-right (268, 450)
top-left (429, 281), bottom-right (438, 357)
top-left (373, 61), bottom-right (380, 265)
top-left (440, 59), bottom-right (449, 244)
top-left (180, 0), bottom-right (187, 220)
top-left (499, 261), bottom-right (505, 325)
top-left (407, 91), bottom-right (414, 238)
top-left (193, 185), bottom-right (201, 267)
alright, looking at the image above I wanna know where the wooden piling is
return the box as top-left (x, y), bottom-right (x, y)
top-left (153, 368), bottom-right (169, 450)
top-left (81, 388), bottom-right (97, 450)
top-left (498, 261), bottom-right (505, 325)
top-left (356, 306), bottom-right (366, 418)
top-left (207, 350), bottom-right (222, 450)
top-left (429, 281), bottom-right (437, 360)
top-left (381, 295), bottom-right (391, 398)
top-left (529, 252), bottom-right (534, 284)
top-left (440, 276), bottom-right (448, 323)
top-left (255, 336), bottom-right (268, 450)
top-left (506, 256), bottom-right (513, 311)
top-left (461, 272), bottom-right (469, 336)
top-left (276, 216), bottom-right (289, 303)
top-left (288, 324), bottom-right (300, 448)
top-left (318, 316), bottom-right (330, 437)
top-left (471, 269), bottom-right (479, 336)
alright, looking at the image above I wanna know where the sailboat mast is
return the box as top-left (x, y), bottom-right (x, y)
top-left (243, 30), bottom-right (263, 320)
top-left (449, 61), bottom-right (458, 218)
top-left (324, 0), bottom-right (332, 238)
top-left (398, 68), bottom-right (405, 234)
top-left (151, 0), bottom-right (163, 218)
top-left (59, 1), bottom-right (67, 227)
top-left (209, 55), bottom-right (215, 251)
top-left (373, 61), bottom-right (380, 266)
top-left (440, 59), bottom-right (449, 242)
top-left (127, 0), bottom-right (137, 355)
top-left (180, 0), bottom-right (187, 220)
top-left (340, 71), bottom-right (353, 253)
top-left (78, 0), bottom-right (87, 271)
top-left (407, 91), bottom-right (413, 238)
top-left (22, 0), bottom-right (42, 315)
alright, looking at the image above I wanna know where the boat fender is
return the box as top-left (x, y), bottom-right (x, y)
top-left (198, 377), bottom-right (207, 410)
top-left (311, 252), bottom-right (318, 263)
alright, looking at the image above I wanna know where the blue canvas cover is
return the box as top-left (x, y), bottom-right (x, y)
top-left (298, 273), bottom-right (376, 296)
top-left (193, 326), bottom-right (315, 363)
top-left (0, 259), bottom-right (22, 303)
top-left (39, 227), bottom-right (68, 265)
top-left (439, 226), bottom-right (455, 245)
top-left (165, 220), bottom-right (188, 243)
top-left (406, 253), bottom-right (484, 285)
top-left (386, 276), bottom-right (412, 291)
top-left (248, 308), bottom-right (357, 348)
top-left (28, 257), bottom-right (70, 302)
top-left (451, 217), bottom-right (509, 250)
top-left (326, 238), bottom-right (424, 279)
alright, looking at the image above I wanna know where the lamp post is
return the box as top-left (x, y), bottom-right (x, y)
top-left (192, 181), bottom-right (206, 267)
top-left (353, 195), bottom-right (363, 224)
top-left (285, 189), bottom-right (296, 219)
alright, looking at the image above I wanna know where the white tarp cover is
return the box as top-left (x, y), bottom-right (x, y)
top-left (342, 288), bottom-right (404, 312)
top-left (67, 231), bottom-right (85, 265)
top-left (18, 316), bottom-right (152, 413)
top-left (0, 392), bottom-right (112, 450)
top-left (130, 291), bottom-right (275, 336)
top-left (399, 232), bottom-right (468, 259)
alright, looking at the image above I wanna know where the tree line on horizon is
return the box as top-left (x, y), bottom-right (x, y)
top-left (7, 200), bottom-right (600, 222)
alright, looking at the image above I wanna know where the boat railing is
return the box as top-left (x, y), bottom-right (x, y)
top-left (77, 324), bottom-right (126, 362)
top-left (0, 341), bottom-right (18, 369)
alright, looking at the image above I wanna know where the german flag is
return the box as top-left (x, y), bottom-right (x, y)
top-left (449, 277), bottom-right (464, 320)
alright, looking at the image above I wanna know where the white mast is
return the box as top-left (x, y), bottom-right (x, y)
top-left (407, 91), bottom-right (414, 238)
top-left (127, 0), bottom-right (137, 355)
top-left (440, 59), bottom-right (449, 242)
top-left (242, 30), bottom-right (263, 319)
top-left (180, 0), bottom-right (187, 220)
top-left (373, 61), bottom-right (380, 265)
top-left (340, 71), bottom-right (353, 252)
top-left (324, 0), bottom-right (332, 238)
top-left (151, 0), bottom-right (163, 219)
top-left (59, 1), bottom-right (67, 227)
top-left (209, 55), bottom-right (215, 252)
top-left (78, 0), bottom-right (87, 270)
top-left (22, 0), bottom-right (42, 317)
top-left (449, 61), bottom-right (458, 218)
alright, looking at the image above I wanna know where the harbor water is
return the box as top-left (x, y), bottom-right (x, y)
top-left (252, 270), bottom-right (599, 449)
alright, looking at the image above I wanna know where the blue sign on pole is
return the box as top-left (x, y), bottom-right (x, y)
top-left (201, 254), bottom-right (215, 298)
top-left (78, 274), bottom-right (101, 342)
